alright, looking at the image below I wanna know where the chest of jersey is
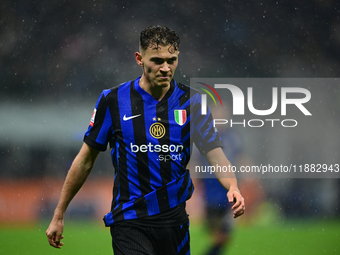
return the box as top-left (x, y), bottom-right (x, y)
top-left (113, 98), bottom-right (189, 152)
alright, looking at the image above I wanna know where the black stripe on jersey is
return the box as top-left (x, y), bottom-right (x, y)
top-left (178, 83), bottom-right (194, 164)
top-left (113, 204), bottom-right (125, 222)
top-left (106, 88), bottom-right (129, 220)
top-left (154, 80), bottom-right (176, 212)
top-left (178, 83), bottom-right (190, 107)
top-left (133, 196), bottom-right (148, 218)
top-left (162, 79), bottom-right (175, 101)
top-left (201, 114), bottom-right (216, 143)
top-left (85, 93), bottom-right (108, 151)
top-left (106, 88), bottom-right (121, 171)
top-left (156, 102), bottom-right (171, 186)
top-left (186, 181), bottom-right (194, 200)
top-left (131, 83), bottom-right (152, 196)
top-left (181, 100), bottom-right (191, 150)
top-left (131, 83), bottom-right (150, 217)
top-left (156, 99), bottom-right (171, 212)
top-left (156, 185), bottom-right (170, 212)
top-left (178, 84), bottom-right (192, 142)
top-left (177, 222), bottom-right (190, 255)
top-left (177, 168), bottom-right (189, 202)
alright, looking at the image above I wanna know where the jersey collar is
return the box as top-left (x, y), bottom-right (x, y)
top-left (134, 76), bottom-right (175, 105)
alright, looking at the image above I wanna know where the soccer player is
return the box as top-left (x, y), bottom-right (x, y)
top-left (46, 25), bottom-right (245, 254)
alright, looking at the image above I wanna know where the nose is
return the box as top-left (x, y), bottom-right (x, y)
top-left (160, 63), bottom-right (170, 73)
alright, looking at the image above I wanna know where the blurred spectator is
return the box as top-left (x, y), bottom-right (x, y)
top-left (2, 0), bottom-right (340, 102)
top-left (189, 104), bottom-right (265, 255)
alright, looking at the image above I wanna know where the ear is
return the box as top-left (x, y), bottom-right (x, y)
top-left (135, 52), bottom-right (143, 67)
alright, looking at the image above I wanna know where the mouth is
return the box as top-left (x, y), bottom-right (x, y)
top-left (157, 75), bottom-right (171, 80)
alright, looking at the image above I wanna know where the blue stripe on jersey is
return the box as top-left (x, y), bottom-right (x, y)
top-left (208, 131), bottom-right (217, 143)
top-left (96, 107), bottom-right (112, 145)
top-left (84, 93), bottom-right (102, 141)
top-left (146, 190), bottom-right (160, 215)
top-left (122, 202), bottom-right (137, 219)
top-left (168, 90), bottom-right (188, 180)
top-left (117, 85), bottom-right (142, 203)
top-left (84, 94), bottom-right (112, 150)
top-left (201, 115), bottom-right (214, 140)
top-left (167, 171), bottom-right (189, 208)
top-left (196, 109), bottom-right (211, 138)
top-left (179, 98), bottom-right (193, 163)
top-left (116, 83), bottom-right (141, 221)
top-left (113, 170), bottom-right (120, 210)
top-left (103, 89), bottom-right (111, 97)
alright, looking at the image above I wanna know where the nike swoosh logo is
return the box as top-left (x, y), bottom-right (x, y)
top-left (123, 114), bottom-right (141, 121)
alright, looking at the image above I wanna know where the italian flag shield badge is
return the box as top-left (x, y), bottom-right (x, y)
top-left (174, 110), bottom-right (187, 126)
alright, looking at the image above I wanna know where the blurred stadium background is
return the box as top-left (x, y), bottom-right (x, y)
top-left (1, 0), bottom-right (340, 254)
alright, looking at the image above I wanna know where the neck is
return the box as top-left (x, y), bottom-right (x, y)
top-left (139, 75), bottom-right (170, 101)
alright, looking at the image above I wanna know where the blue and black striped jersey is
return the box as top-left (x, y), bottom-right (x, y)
top-left (84, 77), bottom-right (222, 226)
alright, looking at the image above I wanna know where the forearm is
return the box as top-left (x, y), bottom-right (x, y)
top-left (53, 143), bottom-right (98, 219)
top-left (212, 160), bottom-right (239, 192)
top-left (46, 143), bottom-right (99, 248)
top-left (53, 160), bottom-right (92, 218)
top-left (215, 176), bottom-right (239, 192)
top-left (205, 147), bottom-right (245, 218)
top-left (205, 147), bottom-right (239, 191)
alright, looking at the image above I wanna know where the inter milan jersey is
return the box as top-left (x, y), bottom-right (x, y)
top-left (84, 76), bottom-right (222, 226)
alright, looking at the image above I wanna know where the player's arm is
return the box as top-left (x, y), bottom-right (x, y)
top-left (205, 147), bottom-right (245, 218)
top-left (46, 142), bottom-right (100, 248)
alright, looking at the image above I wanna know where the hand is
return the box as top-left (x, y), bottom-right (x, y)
top-left (227, 189), bottom-right (245, 218)
top-left (46, 219), bottom-right (64, 248)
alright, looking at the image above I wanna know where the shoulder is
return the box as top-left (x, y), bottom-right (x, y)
top-left (172, 80), bottom-right (201, 107)
top-left (101, 80), bottom-right (133, 99)
top-left (175, 81), bottom-right (201, 95)
top-left (174, 80), bottom-right (202, 103)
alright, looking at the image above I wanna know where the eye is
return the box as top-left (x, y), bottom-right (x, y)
top-left (153, 59), bottom-right (164, 65)
top-left (167, 58), bottom-right (177, 64)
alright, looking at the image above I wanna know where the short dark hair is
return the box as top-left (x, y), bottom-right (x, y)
top-left (140, 25), bottom-right (180, 53)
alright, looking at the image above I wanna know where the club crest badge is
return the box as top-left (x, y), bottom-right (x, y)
top-left (150, 122), bottom-right (166, 139)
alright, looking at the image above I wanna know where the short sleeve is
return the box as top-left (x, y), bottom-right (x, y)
top-left (84, 91), bottom-right (112, 151)
top-left (191, 93), bottom-right (222, 155)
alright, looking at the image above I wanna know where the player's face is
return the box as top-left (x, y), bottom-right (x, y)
top-left (136, 44), bottom-right (179, 89)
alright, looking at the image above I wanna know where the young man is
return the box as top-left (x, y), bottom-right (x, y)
top-left (46, 25), bottom-right (245, 254)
